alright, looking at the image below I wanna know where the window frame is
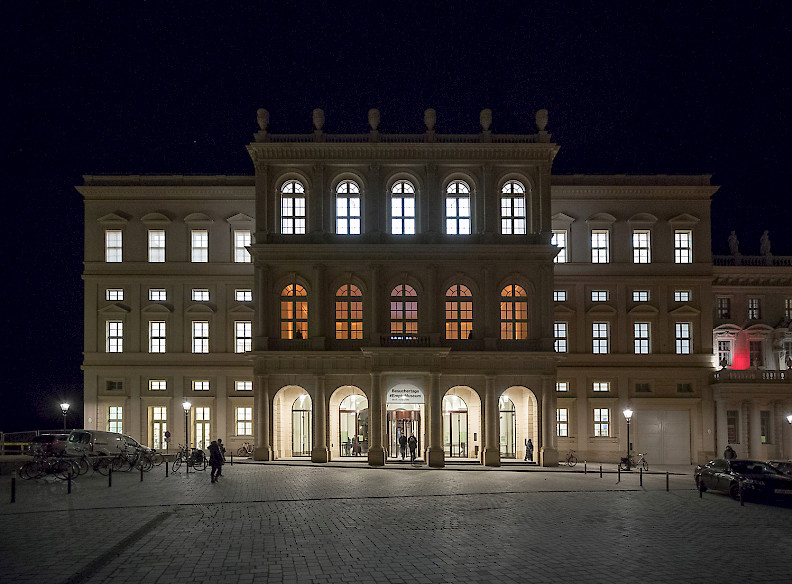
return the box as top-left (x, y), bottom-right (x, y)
top-left (390, 180), bottom-right (416, 235)
top-left (593, 408), bottom-right (610, 437)
top-left (445, 180), bottom-right (472, 235)
top-left (500, 284), bottom-right (528, 340)
top-left (192, 288), bottom-right (210, 302)
top-left (281, 283), bottom-right (308, 339)
top-left (551, 230), bottom-right (567, 263)
top-left (105, 229), bottom-right (123, 263)
top-left (149, 288), bottom-right (167, 301)
top-left (500, 180), bottom-right (527, 235)
top-left (236, 407), bottom-right (253, 436)
top-left (234, 321), bottom-right (252, 353)
top-left (192, 321), bottom-right (210, 353)
top-left (557, 408), bottom-right (569, 437)
top-left (674, 229), bottom-right (693, 264)
top-left (148, 321), bottom-right (166, 353)
top-left (108, 406), bottom-right (123, 433)
top-left (632, 229), bottom-right (651, 264)
top-left (554, 321), bottom-right (568, 353)
top-left (390, 284), bottom-right (418, 339)
top-left (191, 229), bottom-right (209, 263)
top-left (106, 320), bottom-right (123, 353)
top-left (280, 180), bottom-right (307, 235)
top-left (632, 290), bottom-right (649, 302)
top-left (335, 180), bottom-right (362, 235)
top-left (675, 322), bottom-right (692, 354)
top-left (335, 284), bottom-right (363, 340)
top-left (106, 288), bottom-right (124, 301)
top-left (233, 230), bottom-right (252, 263)
top-left (591, 229), bottom-right (610, 263)
top-left (235, 289), bottom-right (252, 302)
top-left (148, 229), bottom-right (166, 263)
top-left (445, 284), bottom-right (473, 340)
top-left (633, 322), bottom-right (651, 355)
top-left (592, 322), bottom-right (609, 354)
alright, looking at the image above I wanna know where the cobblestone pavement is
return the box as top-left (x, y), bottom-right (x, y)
top-left (1, 462), bottom-right (791, 583)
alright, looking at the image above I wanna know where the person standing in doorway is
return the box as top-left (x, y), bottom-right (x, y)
top-left (216, 438), bottom-right (226, 477)
top-left (399, 433), bottom-right (408, 460)
top-left (208, 440), bottom-right (223, 483)
top-left (408, 434), bottom-right (418, 462)
top-left (524, 438), bottom-right (534, 462)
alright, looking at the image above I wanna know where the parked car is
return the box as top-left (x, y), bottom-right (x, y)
top-left (768, 460), bottom-right (792, 476)
top-left (27, 434), bottom-right (69, 456)
top-left (695, 459), bottom-right (792, 502)
top-left (65, 430), bottom-right (126, 457)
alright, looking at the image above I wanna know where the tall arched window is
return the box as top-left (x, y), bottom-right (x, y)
top-left (390, 284), bottom-right (417, 339)
top-left (446, 180), bottom-right (471, 235)
top-left (445, 284), bottom-right (472, 339)
top-left (281, 180), bottom-right (306, 234)
top-left (391, 180), bottom-right (416, 235)
top-left (500, 180), bottom-right (526, 235)
top-left (336, 180), bottom-right (361, 234)
top-left (281, 284), bottom-right (308, 339)
top-left (500, 284), bottom-right (528, 340)
top-left (335, 284), bottom-right (363, 340)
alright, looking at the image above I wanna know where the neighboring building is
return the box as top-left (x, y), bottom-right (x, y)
top-left (77, 108), bottom-right (792, 466)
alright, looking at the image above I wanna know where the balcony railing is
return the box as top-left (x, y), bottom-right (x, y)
top-left (713, 255), bottom-right (792, 267)
top-left (379, 335), bottom-right (432, 347)
top-left (712, 369), bottom-right (792, 383)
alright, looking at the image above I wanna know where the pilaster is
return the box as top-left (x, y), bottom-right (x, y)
top-left (311, 375), bottom-right (330, 462)
top-left (253, 374), bottom-right (273, 460)
top-left (426, 372), bottom-right (445, 467)
top-left (367, 372), bottom-right (385, 466)
top-left (482, 376), bottom-right (501, 467)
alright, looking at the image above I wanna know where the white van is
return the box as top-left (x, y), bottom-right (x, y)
top-left (66, 430), bottom-right (126, 457)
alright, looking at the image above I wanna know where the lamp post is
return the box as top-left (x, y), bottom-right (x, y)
top-left (60, 403), bottom-right (70, 430)
top-left (182, 401), bottom-right (191, 449)
top-left (787, 414), bottom-right (792, 425)
top-left (623, 409), bottom-right (633, 470)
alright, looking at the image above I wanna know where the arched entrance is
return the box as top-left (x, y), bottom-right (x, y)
top-left (292, 395), bottom-right (312, 456)
top-left (386, 384), bottom-right (425, 460)
top-left (272, 386), bottom-right (312, 458)
top-left (329, 386), bottom-right (369, 458)
top-left (443, 394), bottom-right (468, 457)
top-left (499, 396), bottom-right (516, 458)
top-left (504, 386), bottom-right (539, 461)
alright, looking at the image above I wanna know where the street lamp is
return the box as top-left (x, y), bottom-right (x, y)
top-left (182, 401), bottom-right (191, 449)
top-left (60, 403), bottom-right (70, 430)
top-left (787, 414), bottom-right (792, 425)
top-left (623, 409), bottom-right (633, 470)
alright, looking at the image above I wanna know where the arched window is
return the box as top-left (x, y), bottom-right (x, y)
top-left (446, 180), bottom-right (471, 235)
top-left (391, 180), bottom-right (416, 235)
top-left (500, 284), bottom-right (528, 340)
top-left (336, 180), bottom-right (361, 235)
top-left (500, 180), bottom-right (526, 235)
top-left (335, 284), bottom-right (363, 340)
top-left (281, 284), bottom-right (308, 339)
top-left (281, 180), bottom-right (306, 234)
top-left (390, 284), bottom-right (417, 339)
top-left (445, 284), bottom-right (472, 339)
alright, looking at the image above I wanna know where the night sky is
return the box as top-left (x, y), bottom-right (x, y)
top-left (3, 2), bottom-right (790, 432)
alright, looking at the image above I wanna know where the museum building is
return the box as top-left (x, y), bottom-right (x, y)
top-left (78, 108), bottom-right (792, 467)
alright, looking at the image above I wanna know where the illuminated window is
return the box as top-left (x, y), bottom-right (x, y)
top-left (633, 290), bottom-right (649, 302)
top-left (193, 380), bottom-right (209, 391)
top-left (335, 284), bottom-right (363, 340)
top-left (281, 180), bottom-right (306, 234)
top-left (553, 290), bottom-right (567, 302)
top-left (593, 382), bottom-right (610, 392)
top-left (557, 409), bottom-right (569, 437)
top-left (500, 180), bottom-right (526, 235)
top-left (194, 407), bottom-right (211, 449)
top-left (234, 230), bottom-right (252, 263)
top-left (748, 298), bottom-right (761, 320)
top-left (552, 230), bottom-right (567, 263)
top-left (106, 320), bottom-right (123, 353)
top-left (674, 290), bottom-right (690, 302)
top-left (445, 284), bottom-right (472, 340)
top-left (236, 407), bottom-right (253, 435)
top-left (390, 284), bottom-right (418, 339)
top-left (592, 322), bottom-right (609, 354)
top-left (634, 323), bottom-right (650, 354)
top-left (786, 299), bottom-right (792, 320)
top-left (675, 322), bottom-right (692, 354)
top-left (556, 381), bottom-right (569, 392)
top-left (235, 321), bottom-right (252, 353)
top-left (391, 180), bottom-right (416, 235)
top-left (446, 180), bottom-right (471, 235)
top-left (591, 290), bottom-right (608, 302)
top-left (105, 230), bottom-right (122, 262)
top-left (151, 406), bottom-right (167, 449)
top-left (336, 180), bottom-right (361, 235)
top-left (718, 340), bottom-right (732, 366)
top-left (281, 284), bottom-right (308, 339)
top-left (108, 406), bottom-right (123, 433)
top-left (235, 289), bottom-right (252, 302)
top-left (591, 230), bottom-right (609, 263)
top-left (191, 229), bottom-right (208, 262)
top-left (554, 322), bottom-right (568, 353)
top-left (500, 284), bottom-right (528, 340)
top-left (149, 288), bottom-right (166, 301)
top-left (760, 410), bottom-right (771, 444)
top-left (235, 381), bottom-right (253, 391)
top-left (717, 297), bottom-right (730, 318)
top-left (594, 408), bottom-right (610, 437)
top-left (632, 230), bottom-right (651, 263)
top-left (147, 229), bottom-right (166, 263)
top-left (106, 288), bottom-right (123, 301)
top-left (674, 230), bottom-right (692, 263)
top-left (192, 289), bottom-right (210, 301)
top-left (192, 321), bottom-right (209, 353)
top-left (149, 380), bottom-right (167, 391)
top-left (149, 321), bottom-right (166, 353)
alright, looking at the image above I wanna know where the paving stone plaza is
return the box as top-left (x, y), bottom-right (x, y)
top-left (1, 462), bottom-right (791, 583)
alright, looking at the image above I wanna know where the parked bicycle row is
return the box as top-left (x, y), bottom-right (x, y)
top-left (561, 449), bottom-right (650, 471)
top-left (17, 446), bottom-right (165, 480)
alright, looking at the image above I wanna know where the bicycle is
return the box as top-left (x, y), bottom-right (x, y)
top-left (565, 449), bottom-right (578, 467)
top-left (237, 442), bottom-right (255, 457)
top-left (618, 452), bottom-right (649, 471)
top-left (172, 444), bottom-right (207, 471)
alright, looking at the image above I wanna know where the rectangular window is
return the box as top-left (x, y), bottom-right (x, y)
top-left (727, 410), bottom-right (739, 444)
top-left (192, 289), bottom-right (210, 301)
top-left (674, 230), bottom-right (693, 263)
top-left (108, 406), bottom-right (123, 433)
top-left (192, 321), bottom-right (209, 353)
top-left (192, 380), bottom-right (210, 391)
top-left (556, 381), bottom-right (569, 392)
top-left (106, 380), bottom-right (123, 391)
top-left (635, 382), bottom-right (651, 393)
top-left (148, 229), bottom-right (165, 262)
top-left (235, 380), bottom-right (253, 391)
top-left (105, 230), bottom-right (122, 262)
top-left (594, 408), bottom-right (610, 437)
top-left (632, 229), bottom-right (651, 263)
top-left (105, 288), bottom-right (124, 301)
top-left (676, 383), bottom-right (693, 393)
top-left (235, 289), bottom-right (252, 302)
top-left (106, 320), bottom-right (123, 353)
top-left (675, 322), bottom-right (692, 354)
top-left (557, 409), bottom-right (569, 437)
top-left (786, 299), bottom-right (792, 320)
top-left (591, 230), bottom-right (609, 263)
top-left (554, 322), bottom-right (568, 353)
top-left (717, 297), bottom-right (731, 319)
top-left (191, 229), bottom-right (209, 263)
top-left (282, 194), bottom-right (307, 234)
top-left (592, 322), bottom-right (609, 354)
top-left (674, 290), bottom-right (690, 302)
top-left (234, 230), bottom-right (252, 263)
top-left (149, 288), bottom-right (167, 301)
top-left (149, 379), bottom-right (167, 391)
top-left (749, 340), bottom-right (763, 367)
top-left (148, 321), bottom-right (166, 353)
top-left (634, 322), bottom-right (651, 354)
top-left (552, 230), bottom-right (567, 263)
top-left (632, 290), bottom-right (649, 302)
top-left (391, 195), bottom-right (416, 235)
top-left (748, 298), bottom-right (761, 320)
top-left (760, 410), bottom-right (771, 444)
top-left (718, 340), bottom-right (732, 366)
top-left (593, 381), bottom-right (610, 392)
top-left (553, 290), bottom-right (567, 302)
top-left (236, 407), bottom-right (253, 435)
top-left (591, 290), bottom-right (608, 302)
top-left (235, 321), bottom-right (252, 353)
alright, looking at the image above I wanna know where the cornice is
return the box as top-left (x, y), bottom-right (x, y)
top-left (78, 185), bottom-right (255, 200)
top-left (551, 185), bottom-right (718, 200)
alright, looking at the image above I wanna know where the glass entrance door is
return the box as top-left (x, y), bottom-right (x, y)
top-left (292, 409), bottom-right (312, 456)
top-left (339, 395), bottom-right (369, 456)
top-left (387, 409), bottom-right (421, 458)
top-left (442, 395), bottom-right (469, 457)
top-left (499, 397), bottom-right (516, 458)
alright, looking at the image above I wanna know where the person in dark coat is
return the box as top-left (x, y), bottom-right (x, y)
top-left (407, 434), bottom-right (418, 462)
top-left (216, 438), bottom-right (226, 476)
top-left (399, 434), bottom-right (408, 460)
top-left (724, 445), bottom-right (737, 460)
top-left (524, 438), bottom-right (534, 461)
top-left (208, 440), bottom-right (223, 483)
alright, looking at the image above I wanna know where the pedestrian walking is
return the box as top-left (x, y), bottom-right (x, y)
top-left (208, 440), bottom-right (223, 483)
top-left (216, 438), bottom-right (226, 476)
top-left (724, 445), bottom-right (737, 460)
top-left (399, 434), bottom-right (408, 460)
top-left (524, 438), bottom-right (534, 462)
top-left (408, 434), bottom-right (418, 462)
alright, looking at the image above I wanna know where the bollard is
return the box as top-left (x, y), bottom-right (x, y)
top-left (67, 473), bottom-right (72, 494)
top-left (617, 465), bottom-right (620, 482)
top-left (11, 477), bottom-right (16, 503)
top-left (140, 465), bottom-right (144, 482)
top-left (108, 466), bottom-right (112, 487)
top-left (599, 465), bottom-right (602, 478)
top-left (640, 467), bottom-right (643, 486)
top-left (584, 461), bottom-right (587, 474)
top-left (230, 453), bottom-right (233, 466)
top-left (666, 472), bottom-right (669, 492)
top-left (165, 460), bottom-right (169, 477)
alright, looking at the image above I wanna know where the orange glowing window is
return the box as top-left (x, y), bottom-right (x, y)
top-left (390, 284), bottom-right (417, 338)
top-left (445, 284), bottom-right (472, 340)
top-left (500, 284), bottom-right (528, 340)
top-left (335, 284), bottom-right (363, 340)
top-left (281, 284), bottom-right (308, 339)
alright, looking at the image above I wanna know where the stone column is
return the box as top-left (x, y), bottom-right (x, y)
top-left (254, 264), bottom-right (269, 350)
top-left (715, 396), bottom-right (728, 457)
top-left (129, 374), bottom-right (141, 438)
top-left (368, 372), bottom-right (385, 466)
top-left (483, 376), bottom-right (501, 467)
top-left (426, 372), bottom-right (445, 467)
top-left (311, 375), bottom-right (330, 462)
top-left (540, 376), bottom-right (558, 466)
top-left (253, 374), bottom-right (272, 460)
top-left (311, 264), bottom-right (325, 345)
